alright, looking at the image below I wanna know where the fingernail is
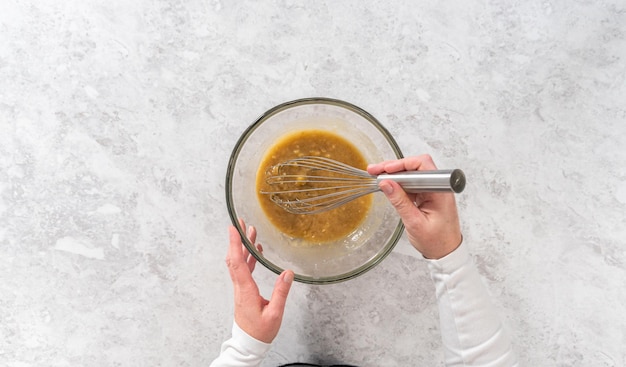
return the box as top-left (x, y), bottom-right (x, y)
top-left (283, 271), bottom-right (294, 284)
top-left (380, 182), bottom-right (393, 195)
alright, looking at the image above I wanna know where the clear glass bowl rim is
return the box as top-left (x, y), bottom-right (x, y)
top-left (225, 97), bottom-right (405, 284)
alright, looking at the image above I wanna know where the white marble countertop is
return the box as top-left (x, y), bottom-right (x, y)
top-left (1, 1), bottom-right (625, 366)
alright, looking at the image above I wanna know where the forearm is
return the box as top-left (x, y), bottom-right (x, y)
top-left (427, 241), bottom-right (518, 366)
top-left (209, 322), bottom-right (271, 367)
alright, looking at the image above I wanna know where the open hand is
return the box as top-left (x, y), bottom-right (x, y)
top-left (225, 220), bottom-right (294, 343)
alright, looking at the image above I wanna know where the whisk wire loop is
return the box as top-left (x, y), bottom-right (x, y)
top-left (269, 156), bottom-right (372, 178)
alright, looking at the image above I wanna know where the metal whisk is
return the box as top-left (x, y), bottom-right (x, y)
top-left (261, 156), bottom-right (466, 214)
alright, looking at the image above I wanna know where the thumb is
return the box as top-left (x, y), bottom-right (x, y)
top-left (268, 270), bottom-right (294, 315)
top-left (379, 180), bottom-right (421, 227)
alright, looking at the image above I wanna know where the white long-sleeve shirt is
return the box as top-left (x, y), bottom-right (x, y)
top-left (210, 322), bottom-right (272, 367)
top-left (210, 241), bottom-right (518, 366)
top-left (426, 241), bottom-right (518, 366)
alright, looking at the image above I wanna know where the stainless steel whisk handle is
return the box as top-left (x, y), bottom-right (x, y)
top-left (376, 169), bottom-right (466, 194)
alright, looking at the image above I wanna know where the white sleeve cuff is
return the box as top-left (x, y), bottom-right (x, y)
top-left (231, 322), bottom-right (272, 356)
top-left (209, 322), bottom-right (272, 367)
top-left (425, 239), bottom-right (470, 275)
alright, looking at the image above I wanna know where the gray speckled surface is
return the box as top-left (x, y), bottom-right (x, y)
top-left (1, 0), bottom-right (625, 366)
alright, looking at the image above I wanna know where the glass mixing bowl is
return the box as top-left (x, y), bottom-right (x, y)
top-left (225, 97), bottom-right (404, 284)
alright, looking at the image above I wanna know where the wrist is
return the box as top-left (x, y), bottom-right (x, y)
top-left (421, 234), bottom-right (463, 260)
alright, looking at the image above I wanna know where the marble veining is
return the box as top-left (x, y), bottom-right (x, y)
top-left (1, 0), bottom-right (625, 366)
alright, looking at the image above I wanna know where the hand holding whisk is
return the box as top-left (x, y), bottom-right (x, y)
top-left (261, 156), bottom-right (466, 214)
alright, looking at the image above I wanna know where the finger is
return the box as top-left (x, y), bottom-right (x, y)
top-left (238, 218), bottom-right (247, 236)
top-left (367, 155), bottom-right (438, 175)
top-left (247, 244), bottom-right (261, 273)
top-left (244, 226), bottom-right (259, 272)
top-left (247, 255), bottom-right (258, 273)
top-left (379, 179), bottom-right (423, 229)
top-left (247, 225), bottom-right (257, 244)
top-left (226, 225), bottom-right (244, 264)
top-left (237, 222), bottom-right (252, 264)
top-left (367, 160), bottom-right (392, 175)
top-left (226, 226), bottom-right (255, 287)
top-left (367, 158), bottom-right (406, 175)
top-left (401, 154), bottom-right (437, 171)
top-left (411, 192), bottom-right (428, 208)
top-left (267, 270), bottom-right (294, 317)
top-left (242, 242), bottom-right (251, 261)
top-left (384, 155), bottom-right (438, 173)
